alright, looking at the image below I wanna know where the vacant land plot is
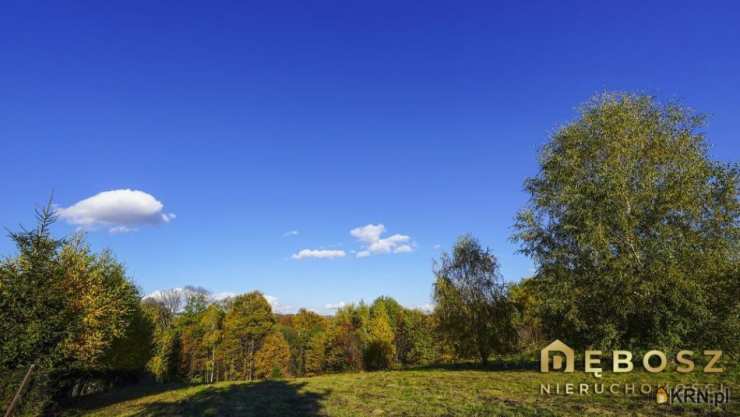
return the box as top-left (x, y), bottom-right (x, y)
top-left (64, 368), bottom-right (738, 417)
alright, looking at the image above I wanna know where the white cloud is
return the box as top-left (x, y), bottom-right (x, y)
top-left (395, 244), bottom-right (413, 253)
top-left (291, 249), bottom-right (346, 260)
top-left (350, 224), bottom-right (385, 242)
top-left (211, 292), bottom-right (236, 301)
top-left (110, 225), bottom-right (135, 234)
top-left (143, 289), bottom-right (169, 300)
top-left (433, 244), bottom-right (441, 250)
top-left (282, 230), bottom-right (300, 237)
top-left (264, 295), bottom-right (295, 314)
top-left (350, 224), bottom-right (414, 257)
top-left (324, 301), bottom-right (346, 310)
top-left (415, 303), bottom-right (435, 313)
top-left (57, 189), bottom-right (175, 233)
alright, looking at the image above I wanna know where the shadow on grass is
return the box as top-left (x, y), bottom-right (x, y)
top-left (130, 380), bottom-right (328, 417)
top-left (414, 358), bottom-right (539, 372)
top-left (68, 382), bottom-right (188, 412)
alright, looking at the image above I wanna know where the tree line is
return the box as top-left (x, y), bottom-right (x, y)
top-left (142, 288), bottom-right (443, 384)
top-left (1, 93), bottom-right (737, 416)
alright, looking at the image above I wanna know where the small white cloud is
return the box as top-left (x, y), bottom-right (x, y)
top-left (109, 225), bottom-right (135, 234)
top-left (395, 244), bottom-right (413, 253)
top-left (324, 301), bottom-right (346, 310)
top-left (265, 295), bottom-right (295, 314)
top-left (291, 249), bottom-right (346, 260)
top-left (416, 303), bottom-right (435, 313)
top-left (143, 289), bottom-right (168, 300)
top-left (350, 224), bottom-right (415, 257)
top-left (211, 292), bottom-right (236, 301)
top-left (282, 230), bottom-right (300, 237)
top-left (350, 224), bottom-right (385, 243)
top-left (433, 244), bottom-right (441, 250)
top-left (57, 189), bottom-right (175, 233)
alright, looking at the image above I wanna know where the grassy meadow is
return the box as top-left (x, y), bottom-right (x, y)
top-left (64, 366), bottom-right (738, 417)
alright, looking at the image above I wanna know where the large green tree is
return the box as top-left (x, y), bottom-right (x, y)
top-left (0, 206), bottom-right (151, 415)
top-left (0, 207), bottom-right (69, 370)
top-left (513, 93), bottom-right (739, 352)
top-left (433, 235), bottom-right (516, 365)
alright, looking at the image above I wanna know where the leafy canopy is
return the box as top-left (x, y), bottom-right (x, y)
top-left (433, 235), bottom-right (516, 365)
top-left (513, 93), bottom-right (739, 351)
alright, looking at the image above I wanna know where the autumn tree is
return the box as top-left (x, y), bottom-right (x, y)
top-left (433, 235), bottom-right (516, 365)
top-left (324, 304), bottom-right (367, 372)
top-left (222, 292), bottom-right (274, 380)
top-left (370, 297), bottom-right (403, 362)
top-left (291, 308), bottom-right (327, 376)
top-left (200, 304), bottom-right (224, 383)
top-left (103, 303), bottom-right (154, 373)
top-left (396, 309), bottom-right (435, 366)
top-left (370, 297), bottom-right (403, 332)
top-left (176, 291), bottom-right (213, 383)
top-left (58, 235), bottom-right (144, 369)
top-left (507, 278), bottom-right (545, 352)
top-left (513, 93), bottom-right (739, 352)
top-left (0, 205), bottom-right (152, 415)
top-left (142, 300), bottom-right (179, 382)
top-left (364, 304), bottom-right (396, 370)
top-left (304, 332), bottom-right (326, 376)
top-left (254, 332), bottom-right (291, 379)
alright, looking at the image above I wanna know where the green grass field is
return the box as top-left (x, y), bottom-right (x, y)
top-left (63, 367), bottom-right (738, 417)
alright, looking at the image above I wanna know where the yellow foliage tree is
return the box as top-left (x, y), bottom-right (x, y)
top-left (254, 331), bottom-right (290, 379)
top-left (304, 332), bottom-right (326, 376)
top-left (364, 305), bottom-right (396, 370)
top-left (58, 235), bottom-right (143, 368)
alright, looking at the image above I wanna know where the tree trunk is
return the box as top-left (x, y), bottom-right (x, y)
top-left (479, 345), bottom-right (490, 367)
top-left (4, 365), bottom-right (36, 417)
top-left (248, 339), bottom-right (255, 380)
top-left (210, 349), bottom-right (215, 383)
top-left (243, 354), bottom-right (248, 380)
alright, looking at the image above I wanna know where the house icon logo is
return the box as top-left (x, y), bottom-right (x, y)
top-left (656, 386), bottom-right (669, 404)
top-left (540, 340), bottom-right (575, 373)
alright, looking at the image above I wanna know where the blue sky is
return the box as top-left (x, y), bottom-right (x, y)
top-left (1, 1), bottom-right (738, 313)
